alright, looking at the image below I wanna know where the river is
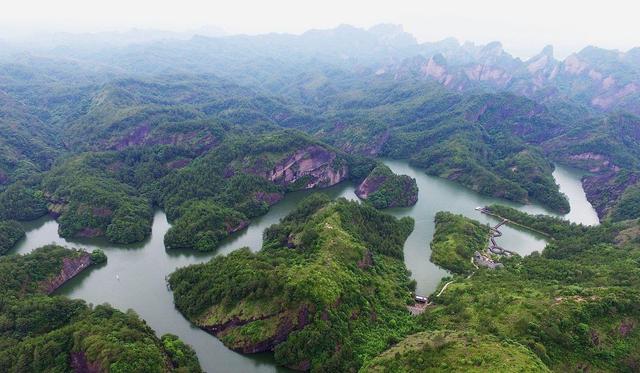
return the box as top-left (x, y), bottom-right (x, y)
top-left (10, 161), bottom-right (598, 372)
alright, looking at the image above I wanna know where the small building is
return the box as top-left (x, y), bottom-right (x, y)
top-left (415, 295), bottom-right (429, 303)
top-left (473, 251), bottom-right (504, 269)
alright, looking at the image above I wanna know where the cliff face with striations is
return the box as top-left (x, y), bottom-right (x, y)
top-left (40, 253), bottom-right (92, 294)
top-left (203, 304), bottom-right (311, 355)
top-left (583, 171), bottom-right (640, 219)
top-left (266, 145), bottom-right (348, 190)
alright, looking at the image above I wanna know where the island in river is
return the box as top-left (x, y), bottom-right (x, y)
top-left (355, 164), bottom-right (419, 209)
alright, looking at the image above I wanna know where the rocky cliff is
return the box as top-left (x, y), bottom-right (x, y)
top-left (70, 351), bottom-right (102, 373)
top-left (40, 253), bottom-right (92, 294)
top-left (583, 171), bottom-right (640, 219)
top-left (388, 41), bottom-right (640, 115)
top-left (265, 145), bottom-right (348, 190)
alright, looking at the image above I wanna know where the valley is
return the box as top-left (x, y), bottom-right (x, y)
top-left (0, 21), bottom-right (639, 372)
top-left (9, 159), bottom-right (594, 372)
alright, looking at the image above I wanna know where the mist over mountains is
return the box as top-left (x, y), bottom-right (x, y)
top-left (2, 23), bottom-right (639, 115)
top-left (3, 18), bottom-right (640, 372)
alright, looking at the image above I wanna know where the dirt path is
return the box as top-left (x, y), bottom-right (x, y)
top-left (436, 280), bottom-right (455, 297)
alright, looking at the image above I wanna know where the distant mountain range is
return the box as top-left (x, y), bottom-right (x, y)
top-left (3, 24), bottom-right (636, 114)
top-left (1, 23), bottom-right (640, 219)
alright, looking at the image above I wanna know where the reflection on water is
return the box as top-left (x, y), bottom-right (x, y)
top-left (10, 160), bottom-right (597, 373)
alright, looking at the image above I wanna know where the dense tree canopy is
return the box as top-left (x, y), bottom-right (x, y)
top-left (0, 245), bottom-right (201, 372)
top-left (169, 197), bottom-right (416, 371)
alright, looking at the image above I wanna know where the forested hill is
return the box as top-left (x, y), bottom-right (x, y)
top-left (1, 23), bottom-right (640, 227)
top-left (399, 206), bottom-right (640, 372)
top-left (169, 196), bottom-right (417, 371)
top-left (0, 245), bottom-right (201, 372)
top-left (1, 24), bottom-right (640, 373)
top-left (2, 32), bottom-right (640, 221)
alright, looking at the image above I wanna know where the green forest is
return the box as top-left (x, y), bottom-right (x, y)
top-left (356, 164), bottom-right (418, 209)
top-left (169, 196), bottom-right (417, 371)
top-left (1, 23), bottom-right (640, 373)
top-left (409, 206), bottom-right (640, 372)
top-left (0, 245), bottom-right (200, 372)
top-left (430, 211), bottom-right (490, 274)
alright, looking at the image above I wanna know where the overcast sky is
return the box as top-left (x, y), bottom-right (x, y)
top-left (1, 0), bottom-right (638, 58)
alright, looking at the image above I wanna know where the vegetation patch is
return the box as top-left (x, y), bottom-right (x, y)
top-left (361, 330), bottom-right (550, 372)
top-left (169, 196), bottom-right (417, 371)
top-left (356, 164), bottom-right (418, 209)
top-left (0, 220), bottom-right (24, 255)
top-left (430, 212), bottom-right (489, 274)
top-left (0, 245), bottom-right (201, 372)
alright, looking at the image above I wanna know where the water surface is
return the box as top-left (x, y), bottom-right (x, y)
top-left (552, 164), bottom-right (599, 226)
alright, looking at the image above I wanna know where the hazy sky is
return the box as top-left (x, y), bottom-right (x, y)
top-left (1, 0), bottom-right (638, 58)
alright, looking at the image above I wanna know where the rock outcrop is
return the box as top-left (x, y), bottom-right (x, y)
top-left (253, 191), bottom-right (284, 206)
top-left (203, 304), bottom-right (312, 355)
top-left (266, 146), bottom-right (348, 189)
top-left (225, 220), bottom-right (249, 234)
top-left (40, 253), bottom-right (92, 294)
top-left (583, 171), bottom-right (640, 219)
top-left (386, 41), bottom-right (640, 115)
top-left (70, 351), bottom-right (102, 373)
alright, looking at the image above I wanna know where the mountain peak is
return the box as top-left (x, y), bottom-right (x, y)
top-left (368, 23), bottom-right (417, 46)
top-left (483, 41), bottom-right (504, 54)
top-left (368, 23), bottom-right (405, 34)
top-left (540, 45), bottom-right (554, 58)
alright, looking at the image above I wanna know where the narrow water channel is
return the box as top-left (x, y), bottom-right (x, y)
top-left (10, 160), bottom-right (598, 373)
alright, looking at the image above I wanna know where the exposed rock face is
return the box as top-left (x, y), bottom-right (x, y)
top-left (357, 249), bottom-right (374, 269)
top-left (109, 122), bottom-right (218, 152)
top-left (70, 351), bottom-right (102, 373)
top-left (583, 171), bottom-right (640, 219)
top-left (266, 146), bottom-right (348, 189)
top-left (40, 253), bottom-right (92, 294)
top-left (567, 152), bottom-right (614, 173)
top-left (76, 227), bottom-right (104, 238)
top-left (225, 220), bottom-right (249, 234)
top-left (203, 304), bottom-right (312, 354)
top-left (92, 207), bottom-right (113, 217)
top-left (386, 42), bottom-right (640, 115)
top-left (619, 319), bottom-right (637, 337)
top-left (253, 191), bottom-right (284, 206)
top-left (355, 165), bottom-right (418, 209)
top-left (355, 175), bottom-right (387, 199)
top-left (165, 158), bottom-right (191, 169)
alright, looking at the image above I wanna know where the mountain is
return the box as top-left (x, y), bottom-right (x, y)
top-left (383, 41), bottom-right (640, 115)
top-left (4, 24), bottom-right (639, 114)
top-left (1, 23), bottom-right (640, 372)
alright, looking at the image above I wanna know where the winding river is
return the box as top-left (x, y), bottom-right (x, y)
top-left (10, 161), bottom-right (598, 373)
